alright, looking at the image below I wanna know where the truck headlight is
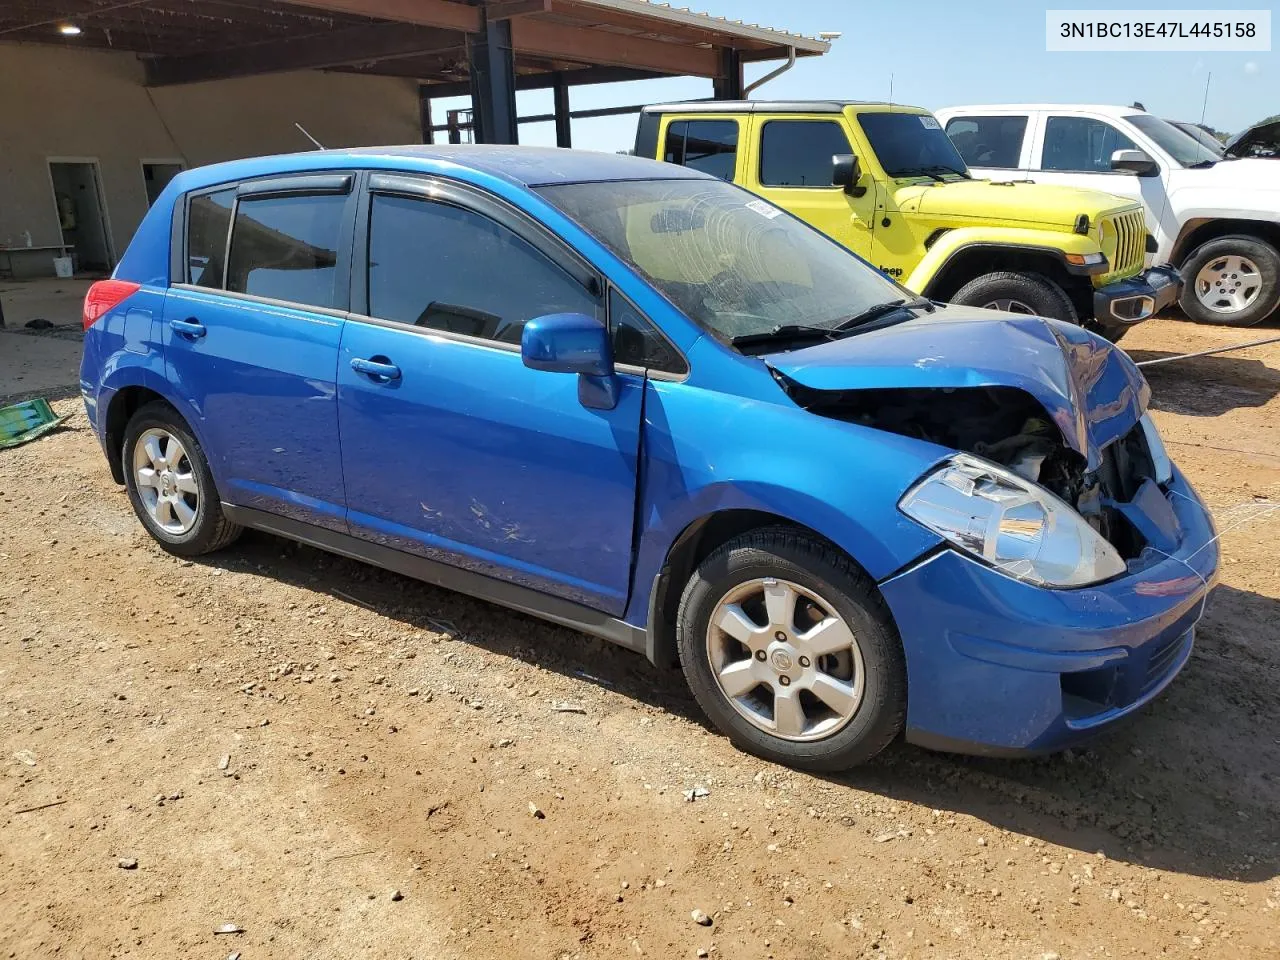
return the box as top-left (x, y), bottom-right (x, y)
top-left (1139, 413), bottom-right (1173, 484)
top-left (900, 453), bottom-right (1127, 588)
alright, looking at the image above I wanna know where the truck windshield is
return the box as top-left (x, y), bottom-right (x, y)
top-left (859, 112), bottom-right (971, 179)
top-left (1126, 114), bottom-right (1224, 167)
top-left (536, 178), bottom-right (906, 344)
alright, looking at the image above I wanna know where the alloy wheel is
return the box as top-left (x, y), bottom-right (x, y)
top-left (132, 428), bottom-right (200, 535)
top-left (1195, 255), bottom-right (1262, 314)
top-left (981, 298), bottom-right (1036, 314)
top-left (705, 577), bottom-right (865, 742)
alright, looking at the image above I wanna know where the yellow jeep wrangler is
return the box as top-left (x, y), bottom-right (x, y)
top-left (636, 101), bottom-right (1182, 341)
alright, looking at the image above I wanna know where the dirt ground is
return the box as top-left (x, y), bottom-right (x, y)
top-left (2, 313), bottom-right (1278, 960)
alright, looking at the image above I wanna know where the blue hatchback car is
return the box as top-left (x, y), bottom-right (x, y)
top-left (81, 145), bottom-right (1218, 770)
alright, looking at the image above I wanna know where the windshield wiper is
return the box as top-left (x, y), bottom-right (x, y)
top-left (834, 297), bottom-right (934, 331)
top-left (898, 165), bottom-right (972, 181)
top-left (1187, 159), bottom-right (1219, 169)
top-left (730, 324), bottom-right (840, 349)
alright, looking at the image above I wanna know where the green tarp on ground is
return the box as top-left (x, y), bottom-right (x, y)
top-left (0, 398), bottom-right (68, 449)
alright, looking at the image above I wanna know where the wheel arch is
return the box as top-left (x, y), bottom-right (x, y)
top-left (100, 372), bottom-right (212, 486)
top-left (1171, 218), bottom-right (1280, 267)
top-left (644, 509), bottom-right (887, 669)
top-left (917, 243), bottom-right (1082, 305)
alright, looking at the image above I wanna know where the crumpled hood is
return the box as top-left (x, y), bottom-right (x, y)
top-left (766, 306), bottom-right (1151, 471)
top-left (1225, 119), bottom-right (1280, 159)
top-left (900, 179), bottom-right (1138, 228)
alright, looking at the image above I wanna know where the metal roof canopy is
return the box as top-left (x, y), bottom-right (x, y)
top-left (0, 1), bottom-right (829, 144)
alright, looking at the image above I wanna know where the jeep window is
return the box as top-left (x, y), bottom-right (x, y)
top-left (186, 188), bottom-right (234, 288)
top-left (759, 120), bottom-right (852, 187)
top-left (225, 193), bottom-right (345, 308)
top-left (944, 116), bottom-right (1028, 169)
top-left (367, 193), bottom-right (601, 343)
top-left (1126, 114), bottom-right (1223, 167)
top-left (858, 112), bottom-right (970, 179)
top-left (537, 179), bottom-right (904, 345)
top-left (1041, 116), bottom-right (1137, 173)
top-left (663, 120), bottom-right (738, 180)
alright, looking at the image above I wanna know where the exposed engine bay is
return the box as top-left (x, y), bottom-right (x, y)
top-left (777, 380), bottom-right (1158, 559)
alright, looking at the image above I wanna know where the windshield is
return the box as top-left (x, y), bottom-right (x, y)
top-left (1126, 114), bottom-right (1223, 167)
top-left (859, 112), bottom-right (971, 178)
top-left (536, 179), bottom-right (905, 344)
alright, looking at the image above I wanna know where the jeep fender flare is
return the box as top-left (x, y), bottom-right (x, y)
top-left (907, 228), bottom-right (1103, 300)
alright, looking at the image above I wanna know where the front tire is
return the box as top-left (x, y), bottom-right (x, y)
top-left (122, 401), bottom-right (242, 557)
top-left (676, 528), bottom-right (907, 771)
top-left (1179, 235), bottom-right (1280, 327)
top-left (950, 270), bottom-right (1079, 325)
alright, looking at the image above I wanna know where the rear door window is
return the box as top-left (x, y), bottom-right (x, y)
top-left (225, 193), bottom-right (347, 309)
top-left (185, 188), bottom-right (235, 287)
top-left (366, 192), bottom-right (602, 343)
top-left (944, 115), bottom-right (1029, 169)
top-left (663, 119), bottom-right (739, 180)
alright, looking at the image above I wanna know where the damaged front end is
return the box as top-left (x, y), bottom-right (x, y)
top-left (776, 380), bottom-right (1160, 564)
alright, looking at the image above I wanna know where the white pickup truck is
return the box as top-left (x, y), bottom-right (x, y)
top-left (935, 104), bottom-right (1280, 327)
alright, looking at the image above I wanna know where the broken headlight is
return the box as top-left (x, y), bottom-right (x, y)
top-left (900, 453), bottom-right (1127, 588)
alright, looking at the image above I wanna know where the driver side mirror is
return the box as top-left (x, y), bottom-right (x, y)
top-left (832, 154), bottom-right (867, 197)
top-left (520, 312), bottom-right (618, 410)
top-left (1111, 148), bottom-right (1159, 177)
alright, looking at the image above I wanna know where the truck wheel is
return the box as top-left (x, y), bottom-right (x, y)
top-left (676, 527), bottom-right (907, 772)
top-left (951, 271), bottom-right (1079, 325)
top-left (1179, 236), bottom-right (1280, 327)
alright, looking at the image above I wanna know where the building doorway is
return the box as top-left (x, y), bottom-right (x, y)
top-left (142, 160), bottom-right (184, 206)
top-left (48, 159), bottom-right (113, 274)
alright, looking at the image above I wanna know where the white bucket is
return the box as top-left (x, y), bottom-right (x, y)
top-left (52, 256), bottom-right (73, 278)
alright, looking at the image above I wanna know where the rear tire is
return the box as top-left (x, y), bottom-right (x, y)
top-left (676, 527), bottom-right (907, 772)
top-left (122, 401), bottom-right (242, 557)
top-left (1178, 235), bottom-right (1280, 327)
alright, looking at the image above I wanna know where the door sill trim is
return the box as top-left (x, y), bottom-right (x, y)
top-left (221, 503), bottom-right (648, 655)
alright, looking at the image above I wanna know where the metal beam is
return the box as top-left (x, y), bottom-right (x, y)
top-left (467, 15), bottom-right (518, 144)
top-left (422, 64), bottom-right (661, 97)
top-left (712, 47), bottom-right (743, 99)
top-left (145, 22), bottom-right (463, 86)
top-left (485, 0), bottom-right (552, 19)
top-left (278, 0), bottom-right (481, 32)
top-left (552, 73), bottom-right (572, 147)
top-left (510, 16), bottom-right (720, 76)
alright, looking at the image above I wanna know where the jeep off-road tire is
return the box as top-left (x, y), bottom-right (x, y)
top-left (1179, 235), bottom-right (1280, 327)
top-left (122, 401), bottom-right (242, 557)
top-left (676, 527), bottom-right (907, 772)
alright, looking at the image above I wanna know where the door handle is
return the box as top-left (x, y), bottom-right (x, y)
top-left (170, 318), bottom-right (206, 340)
top-left (350, 356), bottom-right (402, 382)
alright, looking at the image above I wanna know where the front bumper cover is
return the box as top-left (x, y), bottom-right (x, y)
top-left (1094, 264), bottom-right (1183, 326)
top-left (879, 468), bottom-right (1218, 756)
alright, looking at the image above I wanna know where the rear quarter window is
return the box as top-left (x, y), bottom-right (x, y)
top-left (663, 119), bottom-right (739, 180)
top-left (185, 188), bottom-right (235, 287)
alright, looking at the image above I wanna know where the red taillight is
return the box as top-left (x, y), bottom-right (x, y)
top-left (83, 279), bottom-right (141, 331)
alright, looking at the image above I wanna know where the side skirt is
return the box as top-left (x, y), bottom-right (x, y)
top-left (221, 503), bottom-right (649, 656)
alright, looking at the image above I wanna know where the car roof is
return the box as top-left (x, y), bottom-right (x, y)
top-left (167, 144), bottom-right (710, 195)
top-left (641, 100), bottom-right (923, 115)
top-left (938, 104), bottom-right (1148, 118)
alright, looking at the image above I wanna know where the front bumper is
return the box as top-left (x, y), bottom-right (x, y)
top-left (879, 468), bottom-right (1218, 756)
top-left (1093, 264), bottom-right (1182, 326)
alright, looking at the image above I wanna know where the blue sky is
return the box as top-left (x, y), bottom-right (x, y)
top-left (432, 0), bottom-right (1274, 151)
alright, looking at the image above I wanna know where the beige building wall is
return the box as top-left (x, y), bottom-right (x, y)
top-left (0, 43), bottom-right (421, 264)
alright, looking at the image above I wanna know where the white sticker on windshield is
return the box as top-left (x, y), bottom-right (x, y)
top-left (919, 115), bottom-right (941, 130)
top-left (745, 199), bottom-right (784, 220)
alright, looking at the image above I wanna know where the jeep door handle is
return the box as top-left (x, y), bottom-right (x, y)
top-left (350, 357), bottom-right (402, 382)
top-left (170, 318), bottom-right (206, 339)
